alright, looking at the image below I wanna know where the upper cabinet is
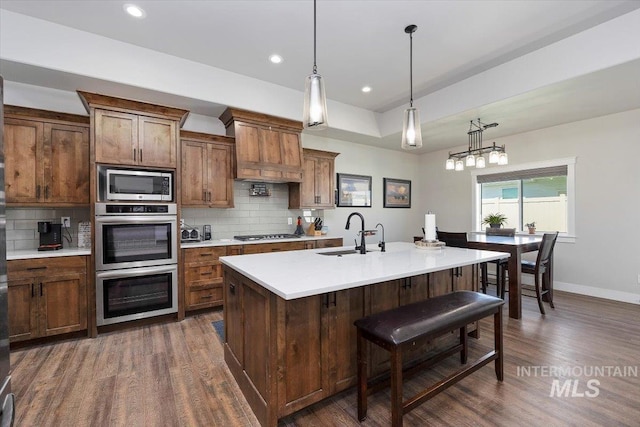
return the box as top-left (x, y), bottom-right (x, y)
top-left (4, 106), bottom-right (90, 206)
top-left (220, 108), bottom-right (303, 182)
top-left (181, 131), bottom-right (235, 208)
top-left (78, 91), bottom-right (189, 169)
top-left (289, 149), bottom-right (339, 209)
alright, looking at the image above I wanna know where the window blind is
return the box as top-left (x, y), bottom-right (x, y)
top-left (476, 165), bottom-right (567, 184)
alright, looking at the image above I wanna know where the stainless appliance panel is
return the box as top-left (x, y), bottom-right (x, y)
top-left (0, 75), bottom-right (14, 425)
top-left (95, 215), bottom-right (177, 270)
top-left (96, 265), bottom-right (178, 326)
top-left (100, 167), bottom-right (172, 202)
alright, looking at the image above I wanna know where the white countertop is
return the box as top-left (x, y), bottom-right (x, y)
top-left (180, 235), bottom-right (341, 249)
top-left (219, 241), bottom-right (510, 300)
top-left (7, 248), bottom-right (92, 260)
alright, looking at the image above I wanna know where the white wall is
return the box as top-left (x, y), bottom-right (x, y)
top-left (420, 109), bottom-right (640, 302)
top-left (302, 134), bottom-right (423, 245)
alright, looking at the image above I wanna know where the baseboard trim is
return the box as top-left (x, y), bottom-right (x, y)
top-left (553, 281), bottom-right (640, 305)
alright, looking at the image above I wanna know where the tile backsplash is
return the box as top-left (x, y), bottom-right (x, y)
top-left (182, 181), bottom-right (322, 239)
top-left (5, 207), bottom-right (91, 251)
top-left (6, 181), bottom-right (323, 250)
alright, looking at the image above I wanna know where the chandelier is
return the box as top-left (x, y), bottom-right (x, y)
top-left (445, 118), bottom-right (507, 171)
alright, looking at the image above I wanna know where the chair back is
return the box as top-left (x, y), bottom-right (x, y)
top-left (536, 232), bottom-right (559, 271)
top-left (437, 231), bottom-right (469, 248)
top-left (485, 227), bottom-right (516, 236)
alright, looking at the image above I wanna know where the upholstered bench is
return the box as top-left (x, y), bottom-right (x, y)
top-left (354, 290), bottom-right (504, 427)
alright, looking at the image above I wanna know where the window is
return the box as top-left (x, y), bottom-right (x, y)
top-left (471, 158), bottom-right (575, 237)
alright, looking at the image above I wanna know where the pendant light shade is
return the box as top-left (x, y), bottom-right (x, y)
top-left (303, 0), bottom-right (328, 130)
top-left (401, 24), bottom-right (422, 149)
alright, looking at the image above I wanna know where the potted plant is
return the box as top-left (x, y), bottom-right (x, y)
top-left (482, 213), bottom-right (508, 229)
top-left (525, 222), bottom-right (536, 234)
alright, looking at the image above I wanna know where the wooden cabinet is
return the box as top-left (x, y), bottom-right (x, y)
top-left (183, 246), bottom-right (228, 311)
top-left (181, 131), bottom-right (235, 208)
top-left (289, 149), bottom-right (339, 209)
top-left (78, 91), bottom-right (189, 169)
top-left (7, 256), bottom-right (88, 343)
top-left (242, 241), bottom-right (307, 254)
top-left (4, 106), bottom-right (89, 206)
top-left (220, 108), bottom-right (303, 182)
top-left (314, 238), bottom-right (343, 249)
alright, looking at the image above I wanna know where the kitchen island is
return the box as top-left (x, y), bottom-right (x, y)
top-left (220, 242), bottom-right (508, 427)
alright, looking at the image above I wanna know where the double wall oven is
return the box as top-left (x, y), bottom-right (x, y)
top-left (95, 202), bottom-right (178, 326)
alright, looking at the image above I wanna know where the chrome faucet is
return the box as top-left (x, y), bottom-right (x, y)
top-left (375, 223), bottom-right (386, 252)
top-left (345, 212), bottom-right (367, 254)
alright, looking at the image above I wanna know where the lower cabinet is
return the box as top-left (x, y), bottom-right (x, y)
top-left (223, 263), bottom-right (478, 426)
top-left (183, 246), bottom-right (227, 311)
top-left (8, 256), bottom-right (88, 343)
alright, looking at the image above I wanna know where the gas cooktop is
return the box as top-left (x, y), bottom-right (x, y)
top-left (233, 234), bottom-right (302, 241)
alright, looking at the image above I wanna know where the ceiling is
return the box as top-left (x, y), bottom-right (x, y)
top-left (1, 0), bottom-right (640, 153)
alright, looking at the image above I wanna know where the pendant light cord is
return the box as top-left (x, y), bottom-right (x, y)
top-left (313, 0), bottom-right (317, 74)
top-left (409, 29), bottom-right (413, 108)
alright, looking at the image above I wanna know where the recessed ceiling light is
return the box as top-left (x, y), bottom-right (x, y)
top-left (269, 54), bottom-right (283, 64)
top-left (361, 86), bottom-right (372, 93)
top-left (124, 4), bottom-right (146, 18)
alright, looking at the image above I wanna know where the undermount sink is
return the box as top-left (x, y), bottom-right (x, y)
top-left (317, 249), bottom-right (374, 256)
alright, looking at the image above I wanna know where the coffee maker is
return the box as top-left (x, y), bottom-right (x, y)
top-left (38, 222), bottom-right (62, 251)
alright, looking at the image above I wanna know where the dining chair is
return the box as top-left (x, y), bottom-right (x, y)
top-left (519, 232), bottom-right (559, 315)
top-left (481, 228), bottom-right (514, 299)
top-left (436, 231), bottom-right (468, 249)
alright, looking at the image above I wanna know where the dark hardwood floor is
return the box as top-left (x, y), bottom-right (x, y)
top-left (10, 290), bottom-right (640, 426)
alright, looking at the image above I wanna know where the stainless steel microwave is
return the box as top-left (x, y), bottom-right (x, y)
top-left (99, 167), bottom-right (173, 201)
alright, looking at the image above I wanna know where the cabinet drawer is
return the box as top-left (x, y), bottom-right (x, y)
top-left (187, 287), bottom-right (223, 308)
top-left (185, 263), bottom-right (223, 283)
top-left (184, 247), bottom-right (227, 263)
top-left (8, 256), bottom-right (86, 279)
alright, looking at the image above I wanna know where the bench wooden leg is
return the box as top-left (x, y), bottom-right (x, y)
top-left (390, 347), bottom-right (404, 427)
top-left (460, 325), bottom-right (468, 364)
top-left (357, 329), bottom-right (368, 421)
top-left (494, 307), bottom-right (504, 381)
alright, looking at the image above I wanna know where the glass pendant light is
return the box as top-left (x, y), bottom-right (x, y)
top-left (455, 160), bottom-right (464, 171)
top-left (445, 158), bottom-right (455, 170)
top-left (489, 148), bottom-right (500, 163)
top-left (303, 0), bottom-right (328, 130)
top-left (401, 25), bottom-right (422, 149)
top-left (465, 154), bottom-right (476, 167)
top-left (498, 152), bottom-right (509, 165)
top-left (476, 155), bottom-right (486, 168)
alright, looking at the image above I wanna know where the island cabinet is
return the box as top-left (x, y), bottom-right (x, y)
top-left (181, 131), bottom-right (235, 208)
top-left (78, 91), bottom-right (189, 169)
top-left (3, 106), bottom-right (90, 206)
top-left (183, 246), bottom-right (227, 311)
top-left (288, 149), bottom-right (339, 209)
top-left (7, 256), bottom-right (88, 343)
top-left (220, 108), bottom-right (303, 183)
top-left (223, 261), bottom-right (479, 427)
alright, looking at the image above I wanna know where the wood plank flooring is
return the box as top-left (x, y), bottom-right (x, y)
top-left (10, 291), bottom-right (640, 426)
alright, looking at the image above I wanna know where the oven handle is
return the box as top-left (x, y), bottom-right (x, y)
top-left (95, 216), bottom-right (177, 224)
top-left (96, 264), bottom-right (177, 279)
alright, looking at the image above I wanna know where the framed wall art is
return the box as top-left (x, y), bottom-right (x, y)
top-left (383, 178), bottom-right (411, 208)
top-left (336, 173), bottom-right (372, 207)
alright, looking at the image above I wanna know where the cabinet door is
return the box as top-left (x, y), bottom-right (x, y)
top-left (280, 130), bottom-right (302, 169)
top-left (278, 294), bottom-right (329, 415)
top-left (4, 118), bottom-right (43, 203)
top-left (181, 140), bottom-right (208, 206)
top-left (453, 265), bottom-right (476, 291)
top-left (367, 279), bottom-right (402, 377)
top-left (429, 269), bottom-right (453, 297)
top-left (330, 287), bottom-right (365, 393)
top-left (44, 123), bottom-right (90, 204)
top-left (39, 272), bottom-right (87, 337)
top-left (94, 109), bottom-right (137, 165)
top-left (224, 268), bottom-right (244, 363)
top-left (300, 157), bottom-right (317, 207)
top-left (260, 127), bottom-right (282, 165)
top-left (315, 239), bottom-right (343, 249)
top-left (207, 142), bottom-right (234, 207)
top-left (235, 123), bottom-right (261, 164)
top-left (315, 156), bottom-right (334, 206)
top-left (7, 278), bottom-right (39, 342)
top-left (138, 116), bottom-right (177, 168)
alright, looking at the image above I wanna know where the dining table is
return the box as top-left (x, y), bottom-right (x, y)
top-left (467, 234), bottom-right (545, 319)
